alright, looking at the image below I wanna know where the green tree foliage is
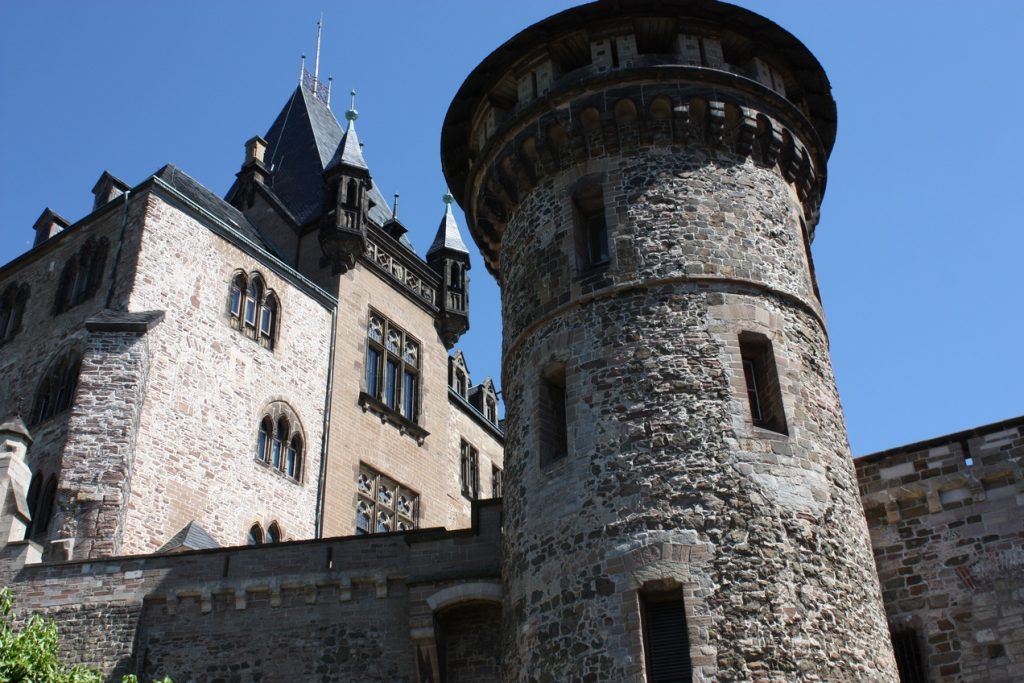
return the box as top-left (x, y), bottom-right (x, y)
top-left (0, 588), bottom-right (171, 683)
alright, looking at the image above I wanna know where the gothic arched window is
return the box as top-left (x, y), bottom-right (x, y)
top-left (228, 270), bottom-right (279, 351)
top-left (256, 417), bottom-right (273, 463)
top-left (267, 522), bottom-right (282, 544)
top-left (54, 236), bottom-right (109, 314)
top-left (31, 350), bottom-right (82, 425)
top-left (247, 523), bottom-right (263, 545)
top-left (253, 403), bottom-right (304, 483)
top-left (0, 283), bottom-right (29, 342)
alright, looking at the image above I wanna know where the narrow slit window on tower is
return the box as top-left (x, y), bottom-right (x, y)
top-left (573, 183), bottom-right (610, 271)
top-left (799, 218), bottom-right (821, 302)
top-left (539, 363), bottom-right (568, 467)
top-left (640, 586), bottom-right (692, 683)
top-left (460, 439), bottom-right (479, 500)
top-left (739, 332), bottom-right (787, 434)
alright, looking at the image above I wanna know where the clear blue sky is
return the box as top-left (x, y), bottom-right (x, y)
top-left (1, 1), bottom-right (1021, 455)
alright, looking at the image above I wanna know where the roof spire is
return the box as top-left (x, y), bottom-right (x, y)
top-left (428, 191), bottom-right (470, 257)
top-left (313, 13), bottom-right (323, 91)
top-left (345, 90), bottom-right (358, 127)
top-left (299, 54), bottom-right (306, 85)
top-left (326, 76), bottom-right (333, 108)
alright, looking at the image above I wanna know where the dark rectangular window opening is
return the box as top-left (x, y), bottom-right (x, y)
top-left (799, 218), bottom-right (821, 302)
top-left (891, 627), bottom-right (928, 683)
top-left (539, 363), bottom-right (568, 467)
top-left (640, 588), bottom-right (692, 683)
top-left (491, 465), bottom-right (503, 498)
top-left (460, 439), bottom-right (479, 500)
top-left (573, 184), bottom-right (610, 272)
top-left (739, 332), bottom-right (787, 435)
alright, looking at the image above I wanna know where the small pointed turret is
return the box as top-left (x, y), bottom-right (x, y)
top-left (319, 90), bottom-right (373, 274)
top-left (429, 193), bottom-right (471, 347)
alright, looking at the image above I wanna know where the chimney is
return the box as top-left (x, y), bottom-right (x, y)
top-left (32, 208), bottom-right (70, 247)
top-left (91, 171), bottom-right (130, 210)
top-left (245, 135), bottom-right (268, 166)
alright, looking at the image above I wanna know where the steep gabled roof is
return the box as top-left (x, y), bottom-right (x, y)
top-left (154, 164), bottom-right (273, 252)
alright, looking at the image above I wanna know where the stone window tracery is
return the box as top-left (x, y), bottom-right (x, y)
top-left (363, 311), bottom-right (420, 423)
top-left (355, 463), bottom-right (418, 535)
top-left (254, 403), bottom-right (303, 483)
top-left (54, 236), bottom-right (109, 315)
top-left (0, 282), bottom-right (29, 342)
top-left (228, 270), bottom-right (278, 350)
top-left (460, 440), bottom-right (480, 500)
top-left (30, 349), bottom-right (81, 425)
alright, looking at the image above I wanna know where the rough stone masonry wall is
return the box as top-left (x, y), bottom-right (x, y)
top-left (0, 501), bottom-right (502, 682)
top-left (0, 200), bottom-right (144, 552)
top-left (499, 144), bottom-right (896, 681)
top-left (55, 320), bottom-right (154, 559)
top-left (120, 192), bottom-right (332, 552)
top-left (858, 417), bottom-right (1024, 683)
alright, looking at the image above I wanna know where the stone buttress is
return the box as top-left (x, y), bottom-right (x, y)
top-left (441, 1), bottom-right (899, 680)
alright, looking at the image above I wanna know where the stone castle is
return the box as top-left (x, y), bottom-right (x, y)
top-left (0, 1), bottom-right (1020, 681)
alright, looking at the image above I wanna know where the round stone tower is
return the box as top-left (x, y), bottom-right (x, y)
top-left (441, 1), bottom-right (898, 680)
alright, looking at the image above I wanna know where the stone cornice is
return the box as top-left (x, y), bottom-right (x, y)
top-left (459, 75), bottom-right (827, 278)
top-left (359, 224), bottom-right (440, 316)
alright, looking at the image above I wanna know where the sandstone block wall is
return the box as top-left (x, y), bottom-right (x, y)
top-left (321, 264), bottom-right (503, 538)
top-left (858, 417), bottom-right (1024, 683)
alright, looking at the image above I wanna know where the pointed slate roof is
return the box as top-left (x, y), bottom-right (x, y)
top-left (427, 193), bottom-right (470, 257)
top-left (259, 85), bottom-right (343, 226)
top-left (246, 85), bottom-right (392, 227)
top-left (157, 521), bottom-right (220, 554)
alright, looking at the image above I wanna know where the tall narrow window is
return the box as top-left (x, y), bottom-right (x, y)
top-left (356, 464), bottom-right (418, 535)
top-left (573, 183), bottom-right (609, 270)
top-left (485, 396), bottom-right (498, 423)
top-left (640, 587), bottom-right (692, 683)
top-left (491, 465), bottom-right (503, 498)
top-left (229, 273), bottom-right (245, 318)
top-left (244, 279), bottom-right (261, 328)
top-left (890, 627), bottom-right (928, 683)
top-left (0, 283), bottom-right (29, 342)
top-left (272, 417), bottom-right (288, 469)
top-left (266, 522), bottom-right (282, 544)
top-left (286, 436), bottom-right (302, 480)
top-left (23, 473), bottom-right (42, 539)
top-left (460, 440), bottom-right (479, 500)
top-left (33, 477), bottom-right (58, 540)
top-left (539, 363), bottom-right (568, 467)
top-left (364, 311), bottom-right (421, 423)
top-left (256, 417), bottom-right (273, 463)
top-left (739, 332), bottom-right (787, 434)
top-left (259, 293), bottom-right (277, 348)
